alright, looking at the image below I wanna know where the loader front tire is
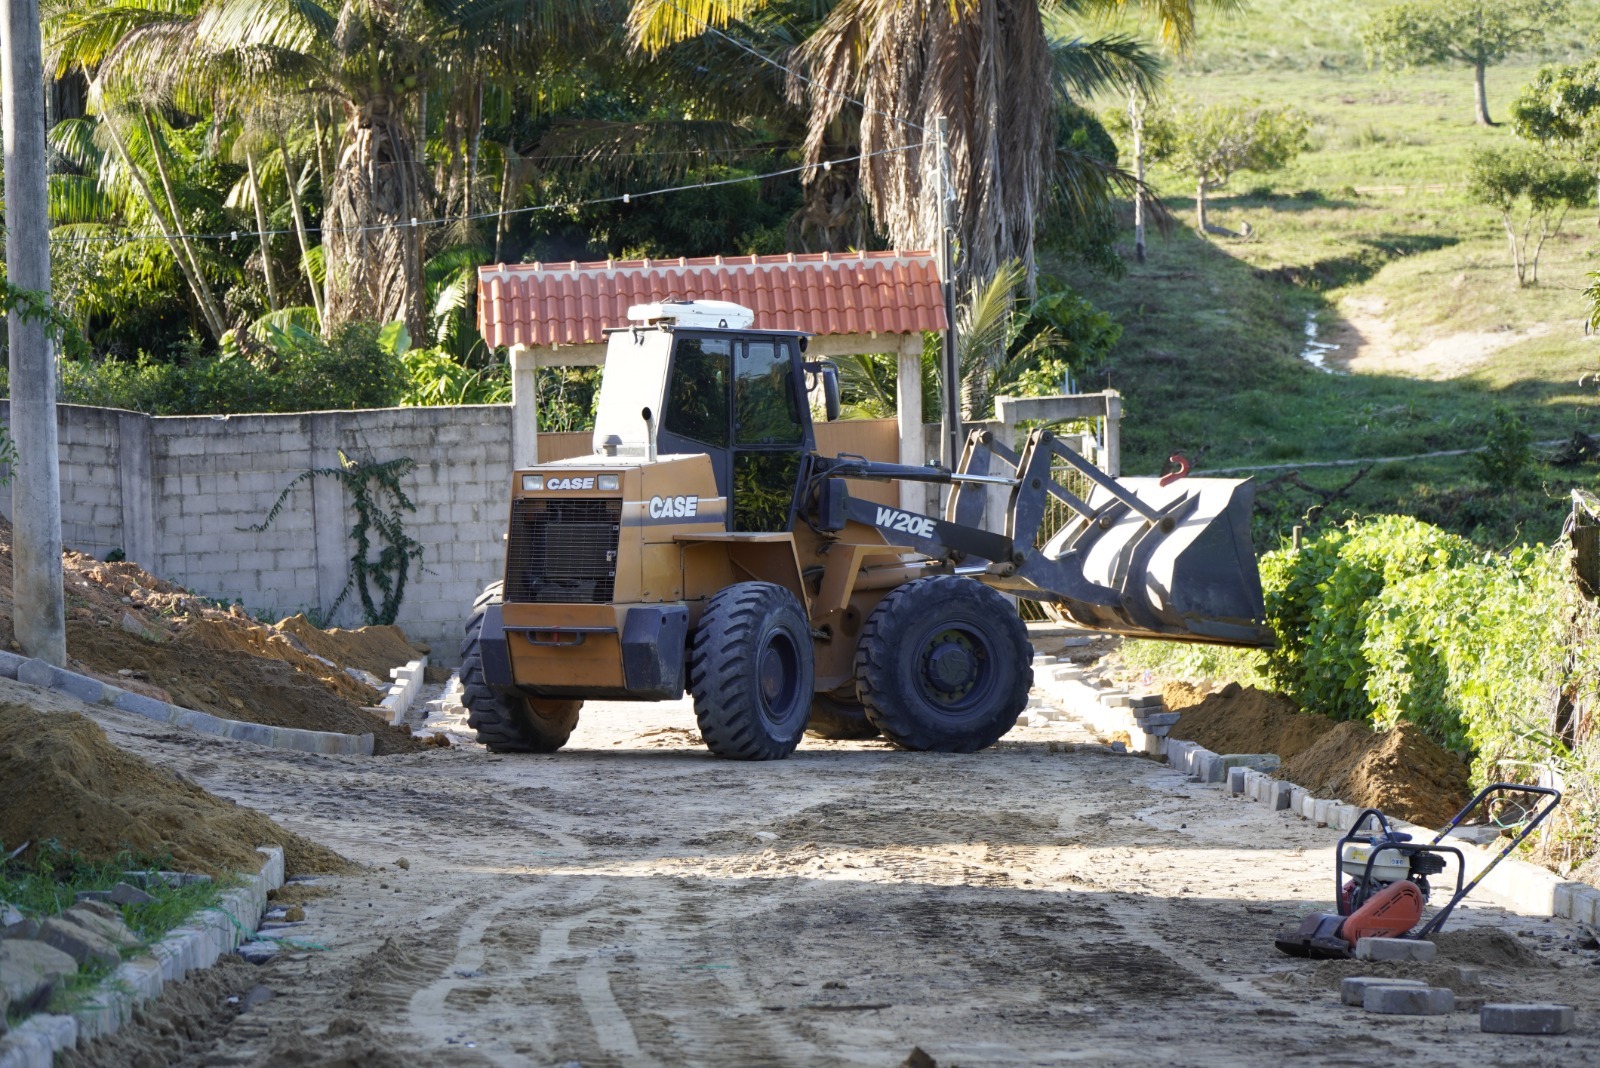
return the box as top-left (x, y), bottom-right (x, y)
top-left (855, 577), bottom-right (1031, 753)
top-left (460, 582), bottom-right (581, 753)
top-left (688, 582), bottom-right (813, 760)
top-left (806, 692), bottom-right (879, 740)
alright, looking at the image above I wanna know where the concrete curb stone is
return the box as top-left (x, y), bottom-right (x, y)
top-left (1479, 1003), bottom-right (1575, 1035)
top-left (1365, 986), bottom-right (1454, 1015)
top-left (19, 658), bottom-right (373, 757)
top-left (0, 847), bottom-right (285, 1064)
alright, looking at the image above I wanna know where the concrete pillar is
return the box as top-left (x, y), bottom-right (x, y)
top-left (4, 0), bottom-right (66, 665)
top-left (510, 345), bottom-right (539, 469)
top-left (1103, 391), bottom-right (1121, 477)
top-left (309, 414), bottom-right (349, 624)
top-left (116, 411), bottom-right (156, 571)
top-left (896, 333), bottom-right (923, 512)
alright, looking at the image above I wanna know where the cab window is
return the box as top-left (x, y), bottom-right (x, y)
top-left (662, 338), bottom-right (731, 447)
top-left (734, 341), bottom-right (803, 445)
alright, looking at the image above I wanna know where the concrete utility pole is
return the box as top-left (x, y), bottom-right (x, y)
top-left (3, 0), bottom-right (67, 666)
top-left (933, 117), bottom-right (961, 472)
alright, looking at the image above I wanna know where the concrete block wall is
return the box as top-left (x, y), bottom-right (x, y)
top-left (1, 401), bottom-right (511, 652)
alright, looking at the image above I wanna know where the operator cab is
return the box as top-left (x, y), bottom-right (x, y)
top-left (590, 300), bottom-right (839, 532)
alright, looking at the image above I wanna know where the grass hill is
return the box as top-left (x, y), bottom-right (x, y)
top-left (1062, 3), bottom-right (1600, 547)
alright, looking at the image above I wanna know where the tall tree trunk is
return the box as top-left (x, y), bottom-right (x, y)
top-left (323, 96), bottom-right (427, 339)
top-left (1473, 60), bottom-right (1494, 126)
top-left (465, 72), bottom-right (483, 222)
top-left (5, 0), bottom-right (67, 665)
top-left (493, 151), bottom-right (512, 262)
top-left (279, 138), bottom-right (325, 324)
top-left (1501, 211), bottom-right (1524, 285)
top-left (97, 104), bottom-right (225, 341)
top-left (142, 111), bottom-right (228, 338)
top-left (1195, 179), bottom-right (1209, 234)
top-left (1129, 88), bottom-right (1146, 264)
top-left (245, 147), bottom-right (279, 313)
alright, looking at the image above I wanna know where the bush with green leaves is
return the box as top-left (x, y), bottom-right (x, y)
top-left (6, 321), bottom-right (410, 415)
top-left (1475, 405), bottom-right (1534, 488)
top-left (1258, 515), bottom-right (1477, 722)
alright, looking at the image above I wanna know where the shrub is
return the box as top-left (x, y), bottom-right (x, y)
top-left (1475, 405), bottom-right (1533, 489)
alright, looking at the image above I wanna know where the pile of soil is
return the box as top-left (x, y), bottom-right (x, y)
top-left (1280, 720), bottom-right (1472, 830)
top-left (276, 614), bottom-right (426, 679)
top-left (1169, 682), bottom-right (1471, 828)
top-left (1168, 682), bottom-right (1335, 763)
top-left (0, 703), bottom-right (345, 876)
top-left (1428, 928), bottom-right (1552, 969)
top-left (1160, 681), bottom-right (1207, 711)
top-left (0, 517), bottom-right (425, 754)
top-left (66, 622), bottom-right (421, 756)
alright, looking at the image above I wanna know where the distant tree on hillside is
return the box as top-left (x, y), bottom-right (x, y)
top-left (1466, 145), bottom-right (1591, 285)
top-left (1362, 0), bottom-right (1567, 127)
top-left (1511, 60), bottom-right (1600, 224)
top-left (1141, 100), bottom-right (1309, 235)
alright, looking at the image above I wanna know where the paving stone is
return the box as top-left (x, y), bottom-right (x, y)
top-left (15, 658), bottom-right (54, 688)
top-left (63, 904), bottom-right (140, 950)
top-left (50, 667), bottom-right (110, 706)
top-left (0, 649), bottom-right (25, 679)
top-left (38, 917), bottom-right (122, 969)
top-left (1268, 780), bottom-right (1294, 811)
top-left (1218, 753), bottom-right (1281, 774)
top-left (0, 939), bottom-right (79, 1008)
top-left (108, 883), bottom-right (155, 907)
top-left (1365, 985), bottom-right (1454, 1015)
top-left (1479, 1003), bottom-right (1574, 1035)
top-left (1340, 976), bottom-right (1427, 1006)
top-left (111, 689), bottom-right (177, 722)
top-left (2, 918), bottom-right (39, 941)
top-left (1355, 937), bottom-right (1437, 963)
top-left (1313, 799), bottom-right (1334, 827)
top-left (1128, 694), bottom-right (1164, 710)
top-left (1137, 711), bottom-right (1180, 728)
top-left (1227, 766), bottom-right (1247, 795)
top-left (237, 941), bottom-right (280, 965)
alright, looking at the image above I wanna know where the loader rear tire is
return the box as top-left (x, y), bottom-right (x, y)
top-left (460, 582), bottom-right (581, 753)
top-left (806, 693), bottom-right (879, 740)
top-left (688, 582), bottom-right (812, 760)
top-left (854, 577), bottom-right (1031, 753)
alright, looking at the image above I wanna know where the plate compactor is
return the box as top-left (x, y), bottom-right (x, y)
top-left (1275, 784), bottom-right (1562, 959)
top-left (463, 299), bottom-right (1274, 760)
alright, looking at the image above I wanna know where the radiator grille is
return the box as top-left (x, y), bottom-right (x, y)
top-left (505, 497), bottom-right (621, 604)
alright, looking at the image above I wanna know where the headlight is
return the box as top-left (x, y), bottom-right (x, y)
top-left (522, 474), bottom-right (544, 491)
top-left (598, 474), bottom-right (620, 491)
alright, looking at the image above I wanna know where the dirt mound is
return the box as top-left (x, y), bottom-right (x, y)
top-left (1169, 682), bottom-right (1335, 762)
top-left (178, 616), bottom-right (379, 706)
top-left (66, 623), bottom-right (422, 755)
top-left (1160, 681), bottom-right (1207, 711)
top-left (0, 704), bottom-right (345, 876)
top-left (1429, 928), bottom-right (1552, 969)
top-left (277, 614), bottom-right (427, 678)
top-left (1278, 720), bottom-right (1471, 829)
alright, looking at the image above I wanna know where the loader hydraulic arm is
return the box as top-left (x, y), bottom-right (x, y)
top-left (806, 430), bottom-right (1274, 648)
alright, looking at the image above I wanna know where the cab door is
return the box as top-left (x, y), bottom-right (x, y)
top-left (657, 332), bottom-right (812, 532)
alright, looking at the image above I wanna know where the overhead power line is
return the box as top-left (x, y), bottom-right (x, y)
top-left (48, 140), bottom-right (925, 248)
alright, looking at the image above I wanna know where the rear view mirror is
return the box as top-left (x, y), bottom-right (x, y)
top-left (822, 365), bottom-right (841, 422)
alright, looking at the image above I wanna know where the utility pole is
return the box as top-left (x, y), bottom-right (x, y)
top-left (1128, 89), bottom-right (1147, 265)
top-left (4, 0), bottom-right (66, 666)
top-left (934, 117), bottom-right (961, 471)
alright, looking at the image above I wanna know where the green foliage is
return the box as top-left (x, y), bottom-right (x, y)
top-left (1258, 515), bottom-right (1477, 722)
top-left (1361, 544), bottom-right (1566, 763)
top-left (1363, 0), bottom-right (1566, 71)
top-left (249, 453), bottom-right (423, 627)
top-left (401, 348), bottom-right (511, 406)
top-left (1466, 144), bottom-right (1592, 284)
top-left (1475, 405), bottom-right (1533, 488)
top-left (1511, 59), bottom-right (1600, 156)
top-left (15, 321), bottom-right (410, 416)
top-left (0, 424), bottom-right (16, 486)
top-left (1143, 99), bottom-right (1311, 189)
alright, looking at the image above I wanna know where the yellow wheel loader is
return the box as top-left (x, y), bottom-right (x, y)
top-left (462, 299), bottom-right (1271, 759)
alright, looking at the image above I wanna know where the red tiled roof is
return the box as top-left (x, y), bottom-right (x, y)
top-left (477, 250), bottom-right (946, 349)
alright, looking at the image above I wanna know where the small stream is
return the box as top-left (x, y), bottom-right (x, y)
top-left (1299, 312), bottom-right (1343, 373)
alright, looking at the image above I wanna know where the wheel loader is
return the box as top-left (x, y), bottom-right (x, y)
top-left (461, 299), bottom-right (1272, 759)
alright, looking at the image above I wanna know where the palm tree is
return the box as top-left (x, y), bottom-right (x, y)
top-left (48, 0), bottom-right (613, 339)
top-left (633, 0), bottom-right (1215, 284)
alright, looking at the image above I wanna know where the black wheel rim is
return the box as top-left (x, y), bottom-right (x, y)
top-left (914, 623), bottom-right (994, 718)
top-left (757, 627), bottom-right (804, 728)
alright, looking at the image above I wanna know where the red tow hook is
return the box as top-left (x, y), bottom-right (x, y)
top-left (1159, 452), bottom-right (1191, 487)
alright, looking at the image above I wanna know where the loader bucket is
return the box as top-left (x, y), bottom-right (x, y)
top-left (1028, 476), bottom-right (1272, 647)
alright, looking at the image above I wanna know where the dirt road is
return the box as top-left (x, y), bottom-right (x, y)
top-left (41, 684), bottom-right (1600, 1068)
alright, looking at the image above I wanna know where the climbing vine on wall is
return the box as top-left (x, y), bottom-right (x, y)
top-left (249, 453), bottom-right (424, 626)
